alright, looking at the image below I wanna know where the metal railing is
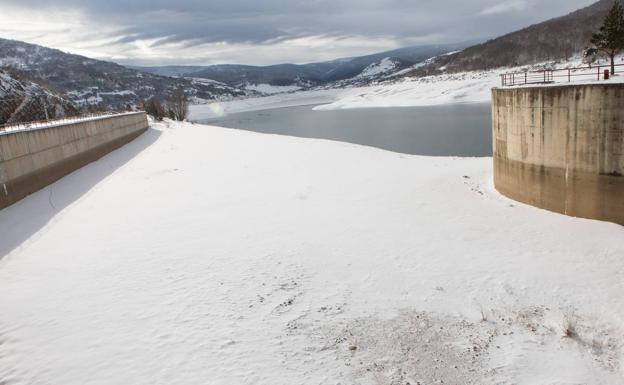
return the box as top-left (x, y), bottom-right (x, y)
top-left (500, 63), bottom-right (624, 86)
top-left (0, 111), bottom-right (141, 134)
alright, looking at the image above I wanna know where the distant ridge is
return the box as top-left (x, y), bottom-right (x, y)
top-left (0, 38), bottom-right (249, 109)
top-left (134, 42), bottom-right (477, 88)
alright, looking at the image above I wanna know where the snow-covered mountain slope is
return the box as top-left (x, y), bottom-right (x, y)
top-left (136, 42), bottom-right (474, 90)
top-left (1, 120), bottom-right (622, 384)
top-left (190, 55), bottom-right (624, 119)
top-left (0, 38), bottom-right (250, 108)
top-left (354, 57), bottom-right (401, 79)
top-left (0, 69), bottom-right (78, 124)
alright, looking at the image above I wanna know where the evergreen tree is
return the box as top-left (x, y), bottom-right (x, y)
top-left (590, 1), bottom-right (624, 75)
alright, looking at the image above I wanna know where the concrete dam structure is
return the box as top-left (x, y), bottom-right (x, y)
top-left (492, 84), bottom-right (624, 225)
top-left (0, 112), bottom-right (149, 210)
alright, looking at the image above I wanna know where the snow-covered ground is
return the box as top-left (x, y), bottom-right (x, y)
top-left (1, 120), bottom-right (623, 385)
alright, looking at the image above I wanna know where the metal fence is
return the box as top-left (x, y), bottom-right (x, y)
top-left (500, 63), bottom-right (624, 86)
top-left (0, 111), bottom-right (141, 134)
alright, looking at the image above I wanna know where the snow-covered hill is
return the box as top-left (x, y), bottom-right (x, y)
top-left (354, 57), bottom-right (401, 79)
top-left (0, 38), bottom-right (250, 109)
top-left (190, 54), bottom-right (624, 120)
top-left (0, 69), bottom-right (77, 124)
top-left (136, 42), bottom-right (473, 91)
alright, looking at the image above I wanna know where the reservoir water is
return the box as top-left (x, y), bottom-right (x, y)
top-left (198, 103), bottom-right (492, 157)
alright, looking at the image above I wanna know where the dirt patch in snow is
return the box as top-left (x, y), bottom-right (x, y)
top-left (294, 304), bottom-right (623, 384)
top-left (308, 310), bottom-right (494, 385)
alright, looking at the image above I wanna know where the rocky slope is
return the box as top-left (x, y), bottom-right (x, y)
top-left (0, 69), bottom-right (78, 125)
top-left (0, 38), bottom-right (251, 109)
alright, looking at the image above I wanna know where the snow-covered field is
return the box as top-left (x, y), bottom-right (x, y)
top-left (1, 120), bottom-right (623, 385)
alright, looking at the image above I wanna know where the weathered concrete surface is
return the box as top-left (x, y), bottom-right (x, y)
top-left (492, 84), bottom-right (624, 225)
top-left (0, 112), bottom-right (148, 209)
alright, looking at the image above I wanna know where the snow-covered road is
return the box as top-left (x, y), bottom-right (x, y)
top-left (1, 121), bottom-right (623, 385)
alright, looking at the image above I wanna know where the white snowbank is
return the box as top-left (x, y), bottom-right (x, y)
top-left (0, 120), bottom-right (623, 385)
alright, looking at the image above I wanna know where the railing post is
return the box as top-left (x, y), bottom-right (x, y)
top-left (568, 69), bottom-right (571, 82)
top-left (525, 72), bottom-right (527, 85)
top-left (598, 66), bottom-right (601, 81)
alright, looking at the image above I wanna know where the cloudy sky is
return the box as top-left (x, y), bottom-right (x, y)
top-left (0, 0), bottom-right (596, 66)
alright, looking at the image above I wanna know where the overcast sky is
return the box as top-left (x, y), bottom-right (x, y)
top-left (0, 0), bottom-right (596, 66)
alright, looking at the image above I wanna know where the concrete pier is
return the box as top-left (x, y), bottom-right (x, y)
top-left (492, 84), bottom-right (624, 225)
top-left (0, 112), bottom-right (149, 209)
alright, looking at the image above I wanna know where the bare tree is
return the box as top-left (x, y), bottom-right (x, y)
top-left (166, 88), bottom-right (189, 121)
top-left (143, 97), bottom-right (166, 121)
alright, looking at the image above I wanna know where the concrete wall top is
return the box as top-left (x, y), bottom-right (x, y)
top-left (0, 112), bottom-right (146, 138)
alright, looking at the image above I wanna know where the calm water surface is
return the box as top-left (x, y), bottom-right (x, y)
top-left (198, 103), bottom-right (492, 157)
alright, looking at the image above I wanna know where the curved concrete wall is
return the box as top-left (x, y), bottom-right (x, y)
top-left (492, 84), bottom-right (624, 224)
top-left (0, 112), bottom-right (148, 209)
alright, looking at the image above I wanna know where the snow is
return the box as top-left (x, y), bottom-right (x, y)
top-left (99, 90), bottom-right (136, 96)
top-left (244, 83), bottom-right (302, 95)
top-left (355, 57), bottom-right (399, 78)
top-left (189, 55), bottom-right (624, 119)
top-left (188, 71), bottom-right (496, 120)
top-left (190, 77), bottom-right (228, 86)
top-left (316, 70), bottom-right (497, 110)
top-left (1, 120), bottom-right (623, 385)
top-left (0, 70), bottom-right (22, 98)
top-left (189, 89), bottom-right (339, 120)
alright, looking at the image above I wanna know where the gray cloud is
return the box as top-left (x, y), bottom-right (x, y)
top-left (1, 0), bottom-right (597, 65)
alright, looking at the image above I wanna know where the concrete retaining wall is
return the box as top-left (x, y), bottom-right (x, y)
top-left (492, 84), bottom-right (624, 225)
top-left (0, 112), bottom-right (148, 209)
